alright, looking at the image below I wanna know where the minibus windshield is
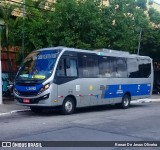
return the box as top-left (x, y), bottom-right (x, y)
top-left (16, 50), bottom-right (59, 81)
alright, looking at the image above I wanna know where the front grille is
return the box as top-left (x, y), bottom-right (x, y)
top-left (19, 91), bottom-right (38, 97)
top-left (16, 83), bottom-right (38, 86)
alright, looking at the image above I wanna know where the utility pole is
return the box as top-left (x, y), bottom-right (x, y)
top-left (22, 0), bottom-right (26, 60)
top-left (0, 22), bottom-right (4, 104)
top-left (137, 28), bottom-right (142, 55)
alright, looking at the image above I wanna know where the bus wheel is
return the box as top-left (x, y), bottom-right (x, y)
top-left (30, 107), bottom-right (43, 113)
top-left (118, 94), bottom-right (131, 109)
top-left (61, 97), bottom-right (75, 115)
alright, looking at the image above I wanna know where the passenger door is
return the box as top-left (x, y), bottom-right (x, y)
top-left (55, 53), bottom-right (79, 105)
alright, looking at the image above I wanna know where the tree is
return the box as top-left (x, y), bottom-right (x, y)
top-left (136, 0), bottom-right (147, 10)
top-left (46, 0), bottom-right (106, 49)
top-left (148, 8), bottom-right (160, 28)
top-left (0, 1), bottom-right (16, 47)
top-left (0, 0), bottom-right (17, 75)
top-left (139, 7), bottom-right (160, 59)
top-left (2, 0), bottom-right (160, 61)
top-left (140, 29), bottom-right (160, 60)
top-left (11, 0), bottom-right (50, 63)
top-left (103, 0), bottom-right (150, 53)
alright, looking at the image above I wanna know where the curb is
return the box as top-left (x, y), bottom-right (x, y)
top-left (131, 98), bottom-right (160, 104)
top-left (0, 109), bottom-right (30, 116)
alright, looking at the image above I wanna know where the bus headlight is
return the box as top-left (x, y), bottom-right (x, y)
top-left (38, 83), bottom-right (50, 95)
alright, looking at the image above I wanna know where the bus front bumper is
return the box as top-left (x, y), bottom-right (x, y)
top-left (14, 89), bottom-right (54, 106)
top-left (15, 93), bottom-right (50, 104)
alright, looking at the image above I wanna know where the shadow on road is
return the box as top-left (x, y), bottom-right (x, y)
top-left (19, 103), bottom-right (150, 117)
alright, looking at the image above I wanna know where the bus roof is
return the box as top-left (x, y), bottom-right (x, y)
top-left (36, 46), bottom-right (151, 60)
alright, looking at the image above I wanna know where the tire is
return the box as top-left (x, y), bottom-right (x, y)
top-left (61, 97), bottom-right (75, 115)
top-left (117, 94), bottom-right (131, 109)
top-left (30, 106), bottom-right (43, 113)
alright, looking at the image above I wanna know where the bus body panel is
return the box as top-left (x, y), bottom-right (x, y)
top-left (56, 77), bottom-right (152, 108)
top-left (14, 47), bottom-right (153, 109)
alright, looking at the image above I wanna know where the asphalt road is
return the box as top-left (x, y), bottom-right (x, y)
top-left (0, 102), bottom-right (160, 150)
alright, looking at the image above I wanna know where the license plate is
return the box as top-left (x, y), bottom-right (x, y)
top-left (23, 99), bottom-right (30, 103)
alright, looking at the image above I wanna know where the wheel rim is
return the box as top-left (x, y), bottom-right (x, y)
top-left (65, 100), bottom-right (73, 112)
top-left (124, 97), bottom-right (129, 107)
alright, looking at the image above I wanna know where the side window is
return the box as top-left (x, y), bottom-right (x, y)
top-left (56, 58), bottom-right (65, 76)
top-left (57, 57), bottom-right (78, 77)
top-left (138, 59), bottom-right (151, 78)
top-left (78, 54), bottom-right (99, 78)
top-left (99, 56), bottom-right (117, 78)
top-left (116, 58), bottom-right (127, 78)
top-left (66, 59), bottom-right (78, 77)
top-left (88, 56), bottom-right (99, 77)
top-left (127, 58), bottom-right (151, 78)
top-left (127, 58), bottom-right (139, 78)
top-left (99, 56), bottom-right (111, 77)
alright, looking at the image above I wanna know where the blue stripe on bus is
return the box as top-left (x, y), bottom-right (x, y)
top-left (103, 84), bottom-right (151, 99)
top-left (15, 84), bottom-right (43, 92)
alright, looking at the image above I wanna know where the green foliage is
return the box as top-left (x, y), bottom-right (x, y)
top-left (148, 0), bottom-right (153, 5)
top-left (136, 0), bottom-right (147, 10)
top-left (0, 1), bottom-right (17, 46)
top-left (1, 0), bottom-right (160, 63)
top-left (148, 8), bottom-right (160, 27)
top-left (140, 29), bottom-right (160, 61)
top-left (46, 0), bottom-right (105, 49)
top-left (105, 0), bottom-right (149, 53)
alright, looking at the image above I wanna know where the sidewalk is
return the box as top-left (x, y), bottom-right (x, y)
top-left (0, 95), bottom-right (160, 116)
top-left (132, 94), bottom-right (160, 103)
top-left (0, 97), bottom-right (29, 116)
